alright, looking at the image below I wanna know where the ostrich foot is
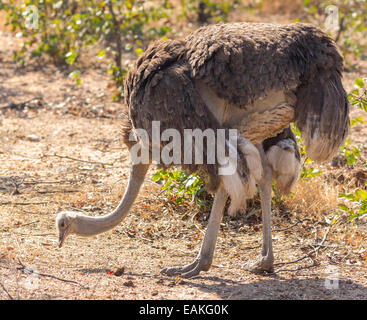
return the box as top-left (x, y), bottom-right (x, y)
top-left (161, 187), bottom-right (227, 279)
top-left (161, 257), bottom-right (210, 279)
top-left (243, 256), bottom-right (274, 274)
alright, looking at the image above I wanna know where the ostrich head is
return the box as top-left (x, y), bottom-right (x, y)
top-left (55, 163), bottom-right (149, 248)
top-left (56, 211), bottom-right (78, 248)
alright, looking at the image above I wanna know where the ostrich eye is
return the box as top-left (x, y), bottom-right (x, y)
top-left (60, 221), bottom-right (65, 228)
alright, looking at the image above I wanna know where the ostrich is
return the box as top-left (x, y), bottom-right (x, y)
top-left (56, 22), bottom-right (349, 277)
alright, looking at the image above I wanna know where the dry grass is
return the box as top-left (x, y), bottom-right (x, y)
top-left (285, 178), bottom-right (340, 219)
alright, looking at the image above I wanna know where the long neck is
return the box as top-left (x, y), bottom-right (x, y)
top-left (75, 163), bottom-right (148, 236)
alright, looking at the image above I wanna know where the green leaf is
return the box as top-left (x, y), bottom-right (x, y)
top-left (357, 190), bottom-right (367, 200)
top-left (305, 157), bottom-right (313, 164)
top-left (338, 204), bottom-right (349, 211)
top-left (69, 70), bottom-right (81, 79)
top-left (97, 49), bottom-right (106, 58)
top-left (355, 77), bottom-right (365, 88)
top-left (152, 172), bottom-right (162, 182)
top-left (135, 48), bottom-right (143, 57)
top-left (350, 116), bottom-right (364, 126)
top-left (65, 51), bottom-right (77, 65)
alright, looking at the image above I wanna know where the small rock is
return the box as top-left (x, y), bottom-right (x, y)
top-left (55, 102), bottom-right (66, 109)
top-left (123, 280), bottom-right (135, 288)
top-left (114, 267), bottom-right (125, 277)
top-left (26, 134), bottom-right (40, 142)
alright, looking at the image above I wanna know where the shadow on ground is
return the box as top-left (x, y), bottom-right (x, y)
top-left (118, 270), bottom-right (367, 300)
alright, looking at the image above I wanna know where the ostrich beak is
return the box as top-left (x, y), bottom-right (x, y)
top-left (58, 228), bottom-right (68, 248)
top-left (58, 234), bottom-right (65, 248)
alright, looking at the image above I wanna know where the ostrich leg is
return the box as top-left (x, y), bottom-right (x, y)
top-left (245, 164), bottom-right (274, 273)
top-left (161, 186), bottom-right (228, 278)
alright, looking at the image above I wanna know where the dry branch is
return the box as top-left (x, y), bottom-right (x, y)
top-left (274, 225), bottom-right (333, 270)
top-left (0, 201), bottom-right (49, 206)
top-left (12, 220), bottom-right (39, 229)
top-left (0, 282), bottom-right (14, 300)
top-left (191, 211), bottom-right (205, 235)
top-left (23, 180), bottom-right (73, 185)
top-left (17, 259), bottom-right (89, 290)
top-left (12, 232), bottom-right (56, 237)
top-left (42, 153), bottom-right (114, 166)
top-left (36, 189), bottom-right (79, 194)
top-left (0, 97), bottom-right (43, 110)
top-left (272, 218), bottom-right (312, 232)
top-left (276, 260), bottom-right (320, 273)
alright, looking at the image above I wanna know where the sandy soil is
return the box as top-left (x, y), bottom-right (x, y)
top-left (1, 16), bottom-right (367, 300)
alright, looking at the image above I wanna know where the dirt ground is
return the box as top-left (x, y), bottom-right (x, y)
top-left (1, 11), bottom-right (367, 300)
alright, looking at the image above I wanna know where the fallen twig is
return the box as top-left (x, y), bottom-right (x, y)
top-left (6, 152), bottom-right (42, 160)
top-left (274, 224), bottom-right (333, 268)
top-left (276, 260), bottom-right (320, 273)
top-left (176, 248), bottom-right (197, 255)
top-left (272, 218), bottom-right (312, 232)
top-left (17, 259), bottom-right (89, 290)
top-left (243, 244), bottom-right (262, 250)
top-left (0, 282), bottom-right (14, 300)
top-left (191, 211), bottom-right (205, 235)
top-left (0, 97), bottom-right (43, 110)
top-left (13, 220), bottom-right (39, 228)
top-left (23, 180), bottom-right (73, 185)
top-left (36, 272), bottom-right (89, 289)
top-left (139, 235), bottom-right (153, 242)
top-left (0, 201), bottom-right (49, 206)
top-left (12, 232), bottom-right (56, 237)
top-left (42, 153), bottom-right (114, 166)
top-left (36, 190), bottom-right (79, 194)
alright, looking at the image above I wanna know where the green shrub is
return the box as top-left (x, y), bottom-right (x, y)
top-left (152, 168), bottom-right (208, 207)
top-left (1, 0), bottom-right (172, 99)
top-left (338, 188), bottom-right (367, 221)
top-left (337, 77), bottom-right (367, 221)
top-left (302, 0), bottom-right (367, 65)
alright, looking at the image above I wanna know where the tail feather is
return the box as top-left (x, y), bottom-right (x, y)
top-left (295, 69), bottom-right (349, 162)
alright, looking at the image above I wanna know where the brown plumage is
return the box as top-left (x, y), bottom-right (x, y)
top-left (124, 39), bottom-right (222, 191)
top-left (124, 22), bottom-right (350, 192)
